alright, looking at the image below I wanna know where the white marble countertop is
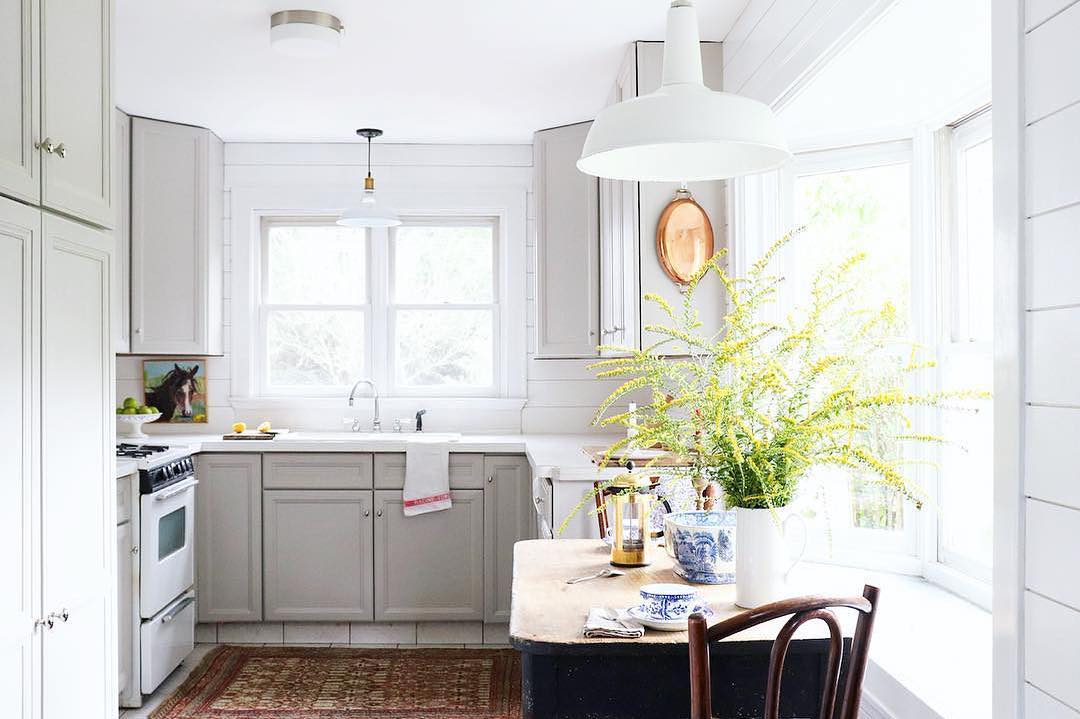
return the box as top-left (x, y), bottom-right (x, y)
top-left (116, 432), bottom-right (625, 482)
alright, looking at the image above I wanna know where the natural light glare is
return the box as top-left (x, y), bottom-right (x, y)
top-left (267, 224), bottom-right (367, 304)
top-left (393, 224), bottom-right (494, 304)
top-left (267, 310), bottom-right (365, 387)
top-left (395, 309), bottom-right (494, 388)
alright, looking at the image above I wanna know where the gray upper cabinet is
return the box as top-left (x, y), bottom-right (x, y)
top-left (534, 121), bottom-right (600, 358)
top-left (373, 489), bottom-right (485, 622)
top-left (263, 489), bottom-right (374, 622)
top-left (0, 0), bottom-right (113, 228)
top-left (130, 117), bottom-right (223, 355)
top-left (40, 0), bottom-right (113, 228)
top-left (483, 456), bottom-right (534, 623)
top-left (196, 454), bottom-right (262, 623)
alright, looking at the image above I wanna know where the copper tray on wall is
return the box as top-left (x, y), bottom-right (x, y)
top-left (656, 190), bottom-right (715, 285)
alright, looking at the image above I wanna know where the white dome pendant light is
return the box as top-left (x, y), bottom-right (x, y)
top-left (577, 0), bottom-right (791, 182)
top-left (338, 129), bottom-right (402, 228)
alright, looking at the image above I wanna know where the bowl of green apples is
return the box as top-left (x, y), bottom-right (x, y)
top-left (116, 397), bottom-right (162, 439)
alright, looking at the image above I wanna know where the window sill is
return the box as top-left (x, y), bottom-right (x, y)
top-left (790, 562), bottom-right (991, 719)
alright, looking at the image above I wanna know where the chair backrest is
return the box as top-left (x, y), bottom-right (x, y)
top-left (687, 585), bottom-right (879, 719)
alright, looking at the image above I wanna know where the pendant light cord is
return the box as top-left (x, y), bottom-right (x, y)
top-left (367, 136), bottom-right (372, 179)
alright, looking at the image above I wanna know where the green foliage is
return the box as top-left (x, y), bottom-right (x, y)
top-left (588, 230), bottom-right (988, 511)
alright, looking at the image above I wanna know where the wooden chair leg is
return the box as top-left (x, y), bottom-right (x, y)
top-left (688, 612), bottom-right (712, 719)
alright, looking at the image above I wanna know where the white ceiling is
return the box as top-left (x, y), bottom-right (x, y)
top-left (778, 0), bottom-right (991, 149)
top-left (116, 0), bottom-right (749, 144)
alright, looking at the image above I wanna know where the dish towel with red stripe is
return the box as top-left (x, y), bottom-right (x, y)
top-left (403, 438), bottom-right (451, 516)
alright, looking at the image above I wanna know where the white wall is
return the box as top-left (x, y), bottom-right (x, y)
top-left (997, 0), bottom-right (1080, 715)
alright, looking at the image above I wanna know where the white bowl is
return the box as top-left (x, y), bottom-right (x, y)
top-left (116, 413), bottom-right (162, 439)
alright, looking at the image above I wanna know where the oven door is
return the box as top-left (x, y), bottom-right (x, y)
top-left (140, 477), bottom-right (197, 618)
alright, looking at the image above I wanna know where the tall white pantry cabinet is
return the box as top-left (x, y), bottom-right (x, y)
top-left (0, 0), bottom-right (117, 717)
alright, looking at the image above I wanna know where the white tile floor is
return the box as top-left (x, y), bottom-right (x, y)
top-left (117, 641), bottom-right (513, 718)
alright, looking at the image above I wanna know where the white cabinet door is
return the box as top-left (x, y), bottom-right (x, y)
top-left (130, 117), bottom-right (223, 355)
top-left (112, 108), bottom-right (130, 352)
top-left (0, 0), bottom-right (40, 204)
top-left (534, 122), bottom-right (600, 357)
top-left (483, 456), bottom-right (534, 623)
top-left (0, 196), bottom-right (39, 719)
top-left (196, 454), bottom-right (262, 622)
top-left (263, 490), bottom-right (374, 622)
top-left (40, 0), bottom-right (113, 228)
top-left (40, 211), bottom-right (113, 719)
top-left (373, 489), bottom-right (485, 621)
top-left (116, 520), bottom-right (133, 703)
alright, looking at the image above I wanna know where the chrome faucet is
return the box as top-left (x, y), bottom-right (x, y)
top-left (346, 379), bottom-right (380, 432)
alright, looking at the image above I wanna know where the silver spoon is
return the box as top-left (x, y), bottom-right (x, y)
top-left (566, 568), bottom-right (627, 584)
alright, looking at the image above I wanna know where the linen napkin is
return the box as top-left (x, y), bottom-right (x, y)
top-left (582, 607), bottom-right (646, 639)
top-left (403, 439), bottom-right (451, 516)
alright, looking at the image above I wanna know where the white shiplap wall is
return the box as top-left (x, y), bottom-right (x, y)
top-left (1006, 0), bottom-right (1080, 715)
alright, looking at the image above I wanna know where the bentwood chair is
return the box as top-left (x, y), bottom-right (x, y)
top-left (687, 585), bottom-right (879, 719)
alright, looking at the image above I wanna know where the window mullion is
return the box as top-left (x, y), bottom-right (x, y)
top-left (371, 226), bottom-right (391, 390)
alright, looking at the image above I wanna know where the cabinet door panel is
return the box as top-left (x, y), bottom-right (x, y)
top-left (130, 118), bottom-right (208, 353)
top-left (196, 454), bottom-right (262, 622)
top-left (40, 0), bottom-right (112, 227)
top-left (534, 122), bottom-right (600, 357)
top-left (116, 520), bottom-right (133, 702)
top-left (483, 456), bottom-right (534, 622)
top-left (263, 490), bottom-right (374, 621)
top-left (0, 197), bottom-right (39, 719)
top-left (0, 0), bottom-right (39, 204)
top-left (112, 108), bottom-right (130, 352)
top-left (373, 453), bottom-right (484, 490)
top-left (41, 211), bottom-right (113, 719)
top-left (373, 490), bottom-right (484, 621)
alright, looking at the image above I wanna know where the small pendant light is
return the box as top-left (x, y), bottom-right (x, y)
top-left (577, 0), bottom-right (791, 182)
top-left (338, 128), bottom-right (402, 228)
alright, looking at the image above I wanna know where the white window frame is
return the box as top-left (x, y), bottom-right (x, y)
top-left (780, 139), bottom-right (925, 575)
top-left (253, 213), bottom-right (507, 401)
top-left (256, 217), bottom-right (372, 397)
top-left (386, 216), bottom-right (501, 397)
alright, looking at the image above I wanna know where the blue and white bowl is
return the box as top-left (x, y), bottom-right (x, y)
top-left (638, 583), bottom-right (700, 621)
top-left (664, 510), bottom-right (737, 584)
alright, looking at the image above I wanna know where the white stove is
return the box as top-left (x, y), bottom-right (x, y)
top-left (116, 442), bottom-right (193, 471)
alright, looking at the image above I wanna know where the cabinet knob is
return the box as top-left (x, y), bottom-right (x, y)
top-left (34, 617), bottom-right (54, 631)
top-left (376, 509), bottom-right (383, 518)
top-left (487, 475), bottom-right (494, 483)
top-left (54, 142), bottom-right (66, 159)
top-left (47, 609), bottom-right (69, 624)
top-left (34, 137), bottom-right (54, 153)
top-left (131, 545), bottom-right (139, 555)
top-left (363, 509), bottom-right (370, 518)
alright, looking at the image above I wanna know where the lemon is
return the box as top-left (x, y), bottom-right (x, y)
top-left (257, 421), bottom-right (272, 433)
top-left (232, 422), bottom-right (247, 433)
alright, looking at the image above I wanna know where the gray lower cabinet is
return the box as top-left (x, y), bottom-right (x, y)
top-left (196, 454), bottom-right (262, 622)
top-left (263, 490), bottom-right (375, 621)
top-left (373, 489), bottom-right (485, 621)
top-left (483, 456), bottom-right (535, 622)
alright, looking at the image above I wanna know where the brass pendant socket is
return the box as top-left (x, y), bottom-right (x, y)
top-left (364, 176), bottom-right (375, 191)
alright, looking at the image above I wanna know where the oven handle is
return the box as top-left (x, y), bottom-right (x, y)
top-left (153, 478), bottom-right (199, 502)
top-left (161, 595), bottom-right (195, 624)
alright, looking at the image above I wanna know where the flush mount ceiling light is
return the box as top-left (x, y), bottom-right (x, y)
top-left (338, 128), bottom-right (402, 228)
top-left (269, 10), bottom-right (343, 58)
top-left (577, 0), bottom-right (791, 182)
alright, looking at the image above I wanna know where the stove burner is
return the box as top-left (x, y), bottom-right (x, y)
top-left (116, 443), bottom-right (172, 459)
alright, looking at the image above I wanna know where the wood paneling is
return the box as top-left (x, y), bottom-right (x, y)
top-left (1026, 592), bottom-right (1080, 711)
top-left (1026, 101), bottom-right (1080, 217)
top-left (1026, 499), bottom-right (1080, 610)
top-left (1027, 204), bottom-right (1080, 309)
top-left (1026, 2), bottom-right (1080, 122)
top-left (1026, 406), bottom-right (1080, 510)
top-left (1026, 307), bottom-right (1080, 404)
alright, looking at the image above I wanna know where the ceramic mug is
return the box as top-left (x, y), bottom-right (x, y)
top-left (663, 510), bottom-right (737, 584)
top-left (638, 583), bottom-right (699, 621)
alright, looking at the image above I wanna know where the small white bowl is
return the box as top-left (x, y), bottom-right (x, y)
top-left (116, 413), bottom-right (162, 439)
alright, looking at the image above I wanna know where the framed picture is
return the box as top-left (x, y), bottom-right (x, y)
top-left (143, 359), bottom-right (208, 423)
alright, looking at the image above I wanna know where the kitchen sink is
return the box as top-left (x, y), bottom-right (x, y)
top-left (280, 431), bottom-right (461, 442)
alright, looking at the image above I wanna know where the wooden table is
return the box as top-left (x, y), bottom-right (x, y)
top-left (510, 539), bottom-right (852, 719)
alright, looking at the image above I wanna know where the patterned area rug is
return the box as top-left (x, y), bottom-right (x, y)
top-left (150, 645), bottom-right (521, 719)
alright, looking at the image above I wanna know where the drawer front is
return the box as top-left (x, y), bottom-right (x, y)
top-left (263, 453), bottom-right (373, 489)
top-left (116, 474), bottom-right (134, 525)
top-left (373, 453), bottom-right (484, 490)
top-left (141, 592), bottom-right (195, 694)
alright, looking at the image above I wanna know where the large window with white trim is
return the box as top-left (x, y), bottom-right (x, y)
top-left (258, 216), bottom-right (500, 397)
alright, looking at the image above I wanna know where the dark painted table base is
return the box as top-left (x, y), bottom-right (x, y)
top-left (516, 638), bottom-right (843, 719)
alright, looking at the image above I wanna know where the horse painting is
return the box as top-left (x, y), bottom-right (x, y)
top-left (144, 361), bottom-right (205, 422)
